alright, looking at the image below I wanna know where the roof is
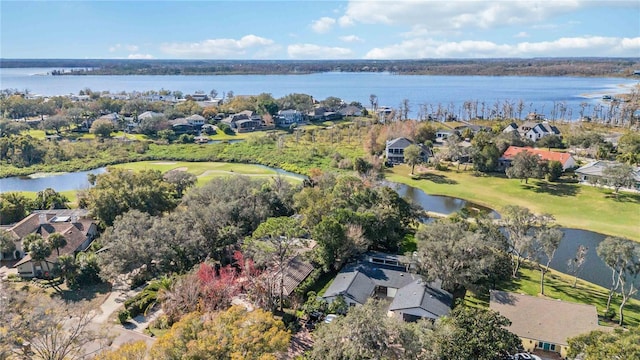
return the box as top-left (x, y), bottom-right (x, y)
top-left (501, 146), bottom-right (574, 167)
top-left (138, 111), bottom-right (163, 120)
top-left (576, 161), bottom-right (640, 181)
top-left (389, 279), bottom-right (453, 319)
top-left (386, 137), bottom-right (414, 149)
top-left (324, 253), bottom-right (423, 304)
top-left (279, 255), bottom-right (316, 297)
top-left (489, 291), bottom-right (607, 346)
top-left (529, 123), bottom-right (560, 135)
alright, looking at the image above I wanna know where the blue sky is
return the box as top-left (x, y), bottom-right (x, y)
top-left (1, 0), bottom-right (639, 59)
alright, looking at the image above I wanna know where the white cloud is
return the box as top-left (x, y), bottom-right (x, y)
top-left (338, 15), bottom-right (354, 27)
top-left (340, 35), bottom-right (363, 43)
top-left (288, 44), bottom-right (354, 59)
top-left (340, 1), bottom-right (602, 33)
top-left (125, 45), bottom-right (139, 52)
top-left (109, 44), bottom-right (121, 52)
top-left (514, 31), bottom-right (529, 38)
top-left (311, 17), bottom-right (336, 33)
top-left (128, 53), bottom-right (154, 59)
top-left (160, 35), bottom-right (277, 58)
top-left (364, 36), bottom-right (640, 59)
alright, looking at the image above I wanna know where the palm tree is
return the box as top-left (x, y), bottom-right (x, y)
top-left (47, 233), bottom-right (67, 256)
top-left (28, 237), bottom-right (52, 277)
top-left (56, 254), bottom-right (78, 285)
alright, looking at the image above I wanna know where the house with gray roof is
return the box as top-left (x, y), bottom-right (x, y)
top-left (323, 252), bottom-right (452, 321)
top-left (575, 160), bottom-right (640, 190)
top-left (385, 137), bottom-right (432, 165)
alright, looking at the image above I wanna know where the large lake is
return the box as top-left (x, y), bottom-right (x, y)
top-left (1, 67), bottom-right (638, 120)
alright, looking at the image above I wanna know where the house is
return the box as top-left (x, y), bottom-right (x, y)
top-left (525, 112), bottom-right (546, 121)
top-left (524, 123), bottom-right (561, 142)
top-left (490, 291), bottom-right (610, 358)
top-left (186, 114), bottom-right (206, 129)
top-left (4, 210), bottom-right (98, 278)
top-left (323, 252), bottom-right (452, 322)
top-left (137, 111), bottom-right (163, 120)
top-left (221, 110), bottom-right (264, 133)
top-left (385, 137), bottom-right (432, 165)
top-left (338, 105), bottom-right (363, 117)
top-left (276, 109), bottom-right (304, 126)
top-left (376, 107), bottom-right (394, 123)
top-left (499, 146), bottom-right (576, 171)
top-left (575, 160), bottom-right (640, 190)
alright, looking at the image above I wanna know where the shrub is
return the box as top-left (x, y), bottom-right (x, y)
top-left (118, 309), bottom-right (130, 324)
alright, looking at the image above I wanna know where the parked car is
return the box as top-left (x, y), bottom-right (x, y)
top-left (324, 314), bottom-right (338, 323)
top-left (510, 353), bottom-right (542, 360)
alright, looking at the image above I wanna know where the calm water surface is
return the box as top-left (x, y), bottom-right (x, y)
top-left (2, 67), bottom-right (637, 120)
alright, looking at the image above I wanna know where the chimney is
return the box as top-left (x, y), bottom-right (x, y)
top-left (38, 213), bottom-right (47, 225)
top-left (70, 216), bottom-right (78, 223)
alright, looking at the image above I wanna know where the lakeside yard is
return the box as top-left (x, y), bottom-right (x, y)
top-left (387, 164), bottom-right (640, 242)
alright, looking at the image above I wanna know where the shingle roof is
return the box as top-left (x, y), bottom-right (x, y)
top-left (389, 279), bottom-right (453, 319)
top-left (489, 291), bottom-right (608, 346)
top-left (279, 255), bottom-right (315, 297)
top-left (386, 137), bottom-right (414, 149)
top-left (501, 146), bottom-right (574, 167)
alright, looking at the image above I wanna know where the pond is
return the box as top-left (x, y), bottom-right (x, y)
top-left (0, 164), bottom-right (618, 293)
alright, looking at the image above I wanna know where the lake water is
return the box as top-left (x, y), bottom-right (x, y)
top-left (2, 67), bottom-right (637, 120)
top-left (0, 164), bottom-right (618, 293)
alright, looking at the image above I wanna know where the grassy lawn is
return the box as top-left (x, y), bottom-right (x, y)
top-left (387, 165), bottom-right (640, 241)
top-left (466, 262), bottom-right (640, 327)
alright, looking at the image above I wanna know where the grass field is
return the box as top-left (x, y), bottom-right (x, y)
top-left (387, 165), bottom-right (640, 241)
top-left (466, 262), bottom-right (640, 327)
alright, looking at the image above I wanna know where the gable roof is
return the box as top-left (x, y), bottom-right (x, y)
top-left (278, 255), bottom-right (315, 297)
top-left (529, 123), bottom-right (560, 135)
top-left (389, 279), bottom-right (453, 319)
top-left (386, 137), bottom-right (414, 149)
top-left (576, 160), bottom-right (640, 181)
top-left (323, 252), bottom-right (449, 309)
top-left (501, 146), bottom-right (574, 167)
top-left (489, 291), bottom-right (608, 346)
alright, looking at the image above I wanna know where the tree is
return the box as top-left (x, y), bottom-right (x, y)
top-left (602, 163), bottom-right (636, 195)
top-left (47, 232), bottom-right (67, 256)
top-left (567, 326), bottom-right (640, 360)
top-left (94, 341), bottom-right (147, 360)
top-left (27, 236), bottom-right (52, 276)
top-left (32, 188), bottom-right (69, 210)
top-left (150, 307), bottom-right (290, 360)
top-left (596, 236), bottom-right (640, 325)
top-left (83, 167), bottom-right (176, 226)
top-left (567, 245), bottom-right (588, 288)
top-left (434, 306), bottom-right (521, 360)
top-left (546, 160), bottom-right (563, 182)
top-left (40, 115), bottom-right (70, 134)
top-left (369, 94), bottom-right (378, 112)
top-left (404, 143), bottom-right (422, 175)
top-left (309, 299), bottom-right (432, 360)
top-left (414, 123), bottom-right (437, 144)
top-left (0, 230), bottom-right (16, 257)
top-left (532, 227), bottom-right (564, 295)
top-left (89, 118), bottom-right (114, 138)
top-left (209, 88), bottom-right (218, 99)
top-left (415, 219), bottom-right (501, 301)
top-left (536, 134), bottom-right (564, 150)
top-left (501, 205), bottom-right (553, 277)
top-left (56, 254), bottom-right (78, 287)
top-left (0, 288), bottom-right (108, 360)
top-left (506, 150), bottom-right (542, 183)
top-left (162, 169), bottom-right (197, 198)
top-left (247, 216), bottom-right (305, 311)
top-left (0, 192), bottom-right (31, 225)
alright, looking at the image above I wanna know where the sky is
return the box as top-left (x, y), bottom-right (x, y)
top-left (1, 0), bottom-right (639, 60)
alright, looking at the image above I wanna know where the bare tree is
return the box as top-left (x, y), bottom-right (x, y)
top-left (0, 289), bottom-right (109, 360)
top-left (567, 245), bottom-right (588, 288)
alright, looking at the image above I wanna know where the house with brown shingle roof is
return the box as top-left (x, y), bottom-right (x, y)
top-left (489, 291), bottom-right (610, 358)
top-left (499, 146), bottom-right (576, 171)
top-left (3, 210), bottom-right (98, 278)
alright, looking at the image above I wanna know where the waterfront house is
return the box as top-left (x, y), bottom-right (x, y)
top-left (323, 252), bottom-right (452, 322)
top-left (186, 114), bottom-right (206, 129)
top-left (490, 291), bottom-right (609, 358)
top-left (524, 123), bottom-right (561, 142)
top-left (338, 105), bottom-right (363, 117)
top-left (5, 210), bottom-right (98, 278)
top-left (575, 160), bottom-right (640, 190)
top-left (276, 109), bottom-right (304, 126)
top-left (385, 137), bottom-right (432, 165)
top-left (499, 146), bottom-right (576, 171)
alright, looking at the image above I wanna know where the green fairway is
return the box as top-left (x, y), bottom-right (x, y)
top-left (111, 161), bottom-right (304, 184)
top-left (387, 165), bottom-right (640, 241)
top-left (466, 262), bottom-right (640, 327)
